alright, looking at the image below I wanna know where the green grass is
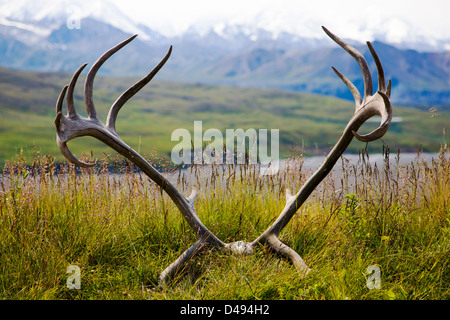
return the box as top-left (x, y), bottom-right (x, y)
top-left (1, 67), bottom-right (449, 165)
top-left (0, 147), bottom-right (448, 300)
top-left (0, 68), bottom-right (449, 300)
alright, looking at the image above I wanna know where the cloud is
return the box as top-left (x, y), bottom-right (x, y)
top-left (111, 0), bottom-right (450, 39)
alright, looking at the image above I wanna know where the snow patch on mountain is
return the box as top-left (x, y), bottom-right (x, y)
top-left (0, 0), bottom-right (153, 40)
top-left (0, 0), bottom-right (449, 51)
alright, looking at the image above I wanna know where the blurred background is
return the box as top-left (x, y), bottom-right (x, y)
top-left (0, 0), bottom-right (449, 164)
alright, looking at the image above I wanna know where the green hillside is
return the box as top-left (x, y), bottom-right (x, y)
top-left (0, 67), bottom-right (448, 165)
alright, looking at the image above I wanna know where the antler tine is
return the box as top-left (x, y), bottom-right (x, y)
top-left (322, 26), bottom-right (373, 103)
top-left (106, 46), bottom-right (172, 133)
top-left (55, 84), bottom-right (96, 168)
top-left (56, 84), bottom-right (68, 115)
top-left (58, 140), bottom-right (97, 168)
top-left (84, 34), bottom-right (138, 120)
top-left (367, 41), bottom-right (386, 93)
top-left (352, 90), bottom-right (392, 142)
top-left (66, 63), bottom-right (88, 119)
top-left (386, 79), bottom-right (392, 98)
top-left (331, 66), bottom-right (362, 109)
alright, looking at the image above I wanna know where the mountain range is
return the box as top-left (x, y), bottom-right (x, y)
top-left (1, 0), bottom-right (450, 108)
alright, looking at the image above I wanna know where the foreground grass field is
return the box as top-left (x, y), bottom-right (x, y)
top-left (0, 146), bottom-right (448, 300)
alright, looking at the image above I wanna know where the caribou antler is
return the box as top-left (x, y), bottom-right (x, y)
top-left (252, 26), bottom-right (392, 272)
top-left (54, 35), bottom-right (225, 286)
top-left (55, 27), bottom-right (392, 287)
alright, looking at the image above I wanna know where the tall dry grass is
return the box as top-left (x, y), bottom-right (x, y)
top-left (0, 146), bottom-right (448, 299)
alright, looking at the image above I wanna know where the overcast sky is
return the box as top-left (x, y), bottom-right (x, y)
top-left (111, 0), bottom-right (450, 39)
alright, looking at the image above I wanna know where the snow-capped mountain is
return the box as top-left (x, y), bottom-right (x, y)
top-left (0, 0), bottom-right (159, 41)
top-left (172, 7), bottom-right (450, 52)
top-left (1, 0), bottom-right (449, 52)
top-left (334, 16), bottom-right (450, 52)
top-left (0, 0), bottom-right (450, 107)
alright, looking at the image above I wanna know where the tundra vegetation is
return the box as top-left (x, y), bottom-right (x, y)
top-left (1, 70), bottom-right (449, 165)
top-left (0, 145), bottom-right (448, 299)
top-left (0, 27), bottom-right (449, 300)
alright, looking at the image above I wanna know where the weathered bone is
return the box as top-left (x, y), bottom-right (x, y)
top-left (55, 35), bottom-right (225, 285)
top-left (253, 26), bottom-right (392, 268)
top-left (54, 26), bottom-right (393, 286)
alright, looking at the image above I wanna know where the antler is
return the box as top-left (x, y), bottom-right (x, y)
top-left (251, 26), bottom-right (392, 274)
top-left (55, 27), bottom-right (393, 287)
top-left (54, 35), bottom-right (225, 286)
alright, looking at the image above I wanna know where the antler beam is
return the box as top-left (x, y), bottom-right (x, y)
top-left (54, 35), bottom-right (225, 285)
top-left (54, 27), bottom-right (393, 287)
top-left (252, 26), bottom-right (392, 272)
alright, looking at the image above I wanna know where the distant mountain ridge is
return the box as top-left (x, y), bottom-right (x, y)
top-left (0, 0), bottom-right (450, 108)
top-left (202, 41), bottom-right (450, 107)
